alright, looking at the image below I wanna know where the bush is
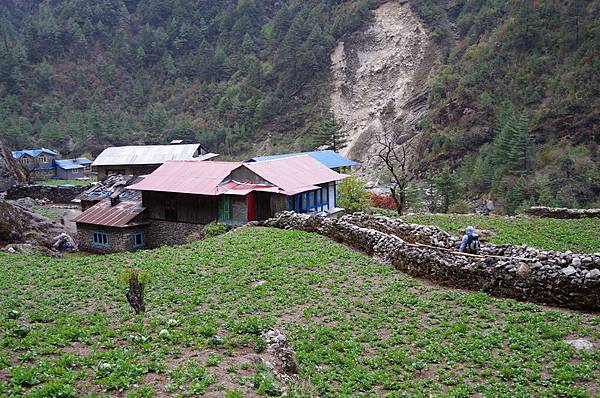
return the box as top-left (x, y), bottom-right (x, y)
top-left (369, 194), bottom-right (396, 210)
top-left (204, 222), bottom-right (227, 238)
top-left (448, 200), bottom-right (470, 214)
top-left (337, 176), bottom-right (369, 213)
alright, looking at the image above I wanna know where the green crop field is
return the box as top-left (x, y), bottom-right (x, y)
top-left (38, 178), bottom-right (95, 187)
top-left (0, 227), bottom-right (598, 397)
top-left (399, 214), bottom-right (600, 254)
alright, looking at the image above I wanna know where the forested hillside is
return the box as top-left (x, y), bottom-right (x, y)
top-left (411, 0), bottom-right (600, 210)
top-left (0, 0), bottom-right (599, 209)
top-left (0, 0), bottom-right (375, 156)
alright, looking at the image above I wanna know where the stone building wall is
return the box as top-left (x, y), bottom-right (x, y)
top-left (6, 185), bottom-right (89, 203)
top-left (145, 219), bottom-right (205, 248)
top-left (76, 224), bottom-right (147, 254)
top-left (259, 212), bottom-right (600, 310)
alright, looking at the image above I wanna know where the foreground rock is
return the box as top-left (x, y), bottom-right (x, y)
top-left (259, 212), bottom-right (600, 311)
top-left (526, 206), bottom-right (600, 219)
top-left (0, 141), bottom-right (26, 192)
top-left (0, 200), bottom-right (74, 256)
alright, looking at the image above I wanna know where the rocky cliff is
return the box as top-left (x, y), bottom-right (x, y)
top-left (330, 1), bottom-right (439, 177)
top-left (0, 141), bottom-right (25, 192)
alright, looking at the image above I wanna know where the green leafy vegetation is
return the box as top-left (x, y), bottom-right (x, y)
top-left (30, 205), bottom-right (66, 221)
top-left (337, 175), bottom-right (369, 213)
top-left (401, 213), bottom-right (600, 254)
top-left (0, 227), bottom-right (599, 396)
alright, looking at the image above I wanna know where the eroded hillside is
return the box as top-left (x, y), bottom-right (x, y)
top-left (330, 1), bottom-right (439, 176)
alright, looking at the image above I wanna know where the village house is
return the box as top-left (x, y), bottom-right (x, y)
top-left (54, 158), bottom-right (93, 179)
top-left (11, 148), bottom-right (59, 180)
top-left (245, 150), bottom-right (358, 171)
top-left (74, 154), bottom-right (348, 253)
top-left (92, 143), bottom-right (218, 178)
top-left (11, 149), bottom-right (93, 180)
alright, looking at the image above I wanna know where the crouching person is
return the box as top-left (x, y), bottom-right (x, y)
top-left (459, 226), bottom-right (480, 254)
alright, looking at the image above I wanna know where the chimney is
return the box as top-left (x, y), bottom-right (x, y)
top-left (110, 194), bottom-right (120, 206)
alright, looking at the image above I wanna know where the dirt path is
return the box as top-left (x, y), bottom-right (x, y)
top-left (330, 1), bottom-right (439, 182)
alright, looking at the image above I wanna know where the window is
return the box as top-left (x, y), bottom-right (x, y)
top-left (92, 231), bottom-right (109, 246)
top-left (38, 155), bottom-right (47, 163)
top-left (164, 197), bottom-right (178, 221)
top-left (133, 232), bottom-right (144, 248)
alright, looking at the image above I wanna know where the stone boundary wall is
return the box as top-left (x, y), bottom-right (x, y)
top-left (526, 206), bottom-right (600, 219)
top-left (145, 220), bottom-right (205, 248)
top-left (258, 212), bottom-right (600, 310)
top-left (6, 185), bottom-right (89, 203)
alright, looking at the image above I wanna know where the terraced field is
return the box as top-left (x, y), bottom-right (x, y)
top-left (0, 227), bottom-right (598, 397)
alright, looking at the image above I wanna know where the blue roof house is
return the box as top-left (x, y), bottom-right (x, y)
top-left (54, 158), bottom-right (93, 180)
top-left (245, 150), bottom-right (358, 170)
top-left (11, 148), bottom-right (59, 179)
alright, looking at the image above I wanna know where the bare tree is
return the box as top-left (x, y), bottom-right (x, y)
top-left (376, 132), bottom-right (414, 216)
top-left (19, 157), bottom-right (41, 184)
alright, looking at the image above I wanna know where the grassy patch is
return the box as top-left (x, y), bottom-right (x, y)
top-left (31, 205), bottom-right (67, 221)
top-left (38, 178), bottom-right (95, 186)
top-left (0, 227), bottom-right (598, 396)
top-left (400, 214), bottom-right (600, 254)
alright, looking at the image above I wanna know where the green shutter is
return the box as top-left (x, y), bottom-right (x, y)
top-left (218, 197), bottom-right (230, 221)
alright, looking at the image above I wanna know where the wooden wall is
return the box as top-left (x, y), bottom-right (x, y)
top-left (143, 191), bottom-right (218, 224)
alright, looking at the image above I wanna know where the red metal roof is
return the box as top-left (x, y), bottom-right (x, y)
top-left (73, 200), bottom-right (147, 228)
top-left (128, 161), bottom-right (240, 195)
top-left (244, 155), bottom-right (347, 195)
top-left (128, 156), bottom-right (347, 196)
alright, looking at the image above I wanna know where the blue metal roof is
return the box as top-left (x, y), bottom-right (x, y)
top-left (54, 159), bottom-right (85, 170)
top-left (11, 148), bottom-right (58, 159)
top-left (246, 150), bottom-right (358, 169)
top-left (54, 157), bottom-right (92, 170)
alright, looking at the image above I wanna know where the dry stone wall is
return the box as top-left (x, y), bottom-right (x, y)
top-left (6, 185), bottom-right (88, 203)
top-left (526, 206), bottom-right (600, 219)
top-left (259, 212), bottom-right (600, 310)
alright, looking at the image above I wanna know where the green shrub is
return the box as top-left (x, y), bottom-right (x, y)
top-left (338, 175), bottom-right (369, 213)
top-left (448, 200), bottom-right (470, 214)
top-left (204, 222), bottom-right (227, 238)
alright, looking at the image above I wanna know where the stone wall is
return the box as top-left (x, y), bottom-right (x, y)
top-left (526, 206), bottom-right (600, 219)
top-left (145, 219), bottom-right (205, 248)
top-left (76, 224), bottom-right (147, 254)
top-left (259, 212), bottom-right (600, 310)
top-left (6, 184), bottom-right (89, 203)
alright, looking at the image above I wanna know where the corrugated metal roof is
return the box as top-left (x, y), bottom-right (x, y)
top-left (129, 156), bottom-right (347, 196)
top-left (55, 159), bottom-right (85, 170)
top-left (73, 199), bottom-right (147, 227)
top-left (246, 150), bottom-right (358, 169)
top-left (92, 144), bottom-right (204, 166)
top-left (244, 155), bottom-right (347, 195)
top-left (12, 148), bottom-right (58, 159)
top-left (128, 161), bottom-right (241, 195)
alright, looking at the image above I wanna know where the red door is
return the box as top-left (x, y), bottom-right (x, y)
top-left (247, 193), bottom-right (256, 221)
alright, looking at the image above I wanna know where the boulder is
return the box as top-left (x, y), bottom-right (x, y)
top-left (0, 141), bottom-right (25, 192)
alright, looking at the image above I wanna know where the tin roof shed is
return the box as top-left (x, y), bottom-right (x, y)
top-left (92, 144), bottom-right (216, 167)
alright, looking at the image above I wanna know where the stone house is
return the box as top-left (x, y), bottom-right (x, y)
top-left (75, 155), bottom-right (348, 253)
top-left (74, 198), bottom-right (149, 253)
top-left (92, 143), bottom-right (218, 178)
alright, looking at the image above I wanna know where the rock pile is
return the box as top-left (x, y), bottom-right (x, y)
top-left (0, 200), bottom-right (73, 256)
top-left (261, 329), bottom-right (298, 382)
top-left (526, 206), bottom-right (600, 219)
top-left (259, 212), bottom-right (600, 310)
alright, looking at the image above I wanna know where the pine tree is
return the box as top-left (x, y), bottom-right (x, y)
top-left (507, 113), bottom-right (530, 173)
top-left (312, 111), bottom-right (348, 152)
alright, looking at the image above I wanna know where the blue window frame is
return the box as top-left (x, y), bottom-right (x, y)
top-left (92, 231), bottom-right (109, 247)
top-left (133, 232), bottom-right (144, 248)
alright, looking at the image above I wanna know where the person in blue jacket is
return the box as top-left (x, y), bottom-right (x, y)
top-left (459, 226), bottom-right (480, 254)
